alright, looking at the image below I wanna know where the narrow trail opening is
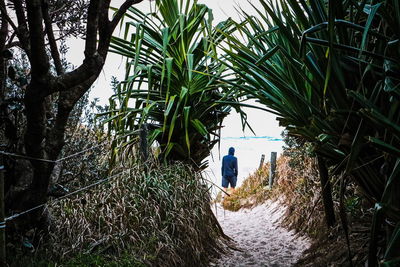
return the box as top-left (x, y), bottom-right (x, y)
top-left (213, 200), bottom-right (310, 266)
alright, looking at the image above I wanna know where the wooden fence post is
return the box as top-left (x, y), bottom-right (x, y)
top-left (259, 154), bottom-right (265, 169)
top-left (269, 152), bottom-right (277, 189)
top-left (139, 123), bottom-right (148, 163)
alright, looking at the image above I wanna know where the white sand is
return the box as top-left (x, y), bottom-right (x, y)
top-left (212, 200), bottom-right (310, 267)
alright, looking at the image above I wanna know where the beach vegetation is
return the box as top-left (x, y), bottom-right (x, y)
top-left (219, 163), bottom-right (270, 211)
top-left (105, 0), bottom-right (245, 170)
top-left (221, 0), bottom-right (400, 264)
top-left (7, 158), bottom-right (229, 266)
top-left (2, 0), bottom-right (400, 265)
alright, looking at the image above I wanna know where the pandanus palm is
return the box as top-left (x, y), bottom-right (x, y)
top-left (223, 0), bottom-right (400, 264)
top-left (106, 0), bottom-right (240, 169)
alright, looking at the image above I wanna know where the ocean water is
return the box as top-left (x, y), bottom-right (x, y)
top-left (203, 136), bottom-right (284, 197)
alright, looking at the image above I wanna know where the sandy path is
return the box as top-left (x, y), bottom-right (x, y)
top-left (212, 200), bottom-right (310, 267)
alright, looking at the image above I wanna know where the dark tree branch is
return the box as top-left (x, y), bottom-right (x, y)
top-left (46, 74), bottom-right (98, 160)
top-left (10, 0), bottom-right (31, 56)
top-left (24, 0), bottom-right (50, 174)
top-left (0, 2), bottom-right (17, 32)
top-left (42, 0), bottom-right (64, 75)
top-left (7, 31), bottom-right (17, 44)
top-left (45, 0), bottom-right (145, 158)
top-left (98, 0), bottom-right (112, 55)
top-left (11, 0), bottom-right (28, 29)
top-left (5, 41), bottom-right (20, 49)
top-left (0, 0), bottom-right (8, 49)
top-left (49, 0), bottom-right (144, 94)
top-left (26, 0), bottom-right (49, 79)
top-left (98, 0), bottom-right (111, 42)
top-left (110, 0), bottom-right (144, 30)
top-left (85, 0), bottom-right (101, 57)
top-left (44, 0), bottom-right (104, 94)
top-left (98, 0), bottom-right (144, 55)
top-left (0, 0), bottom-right (8, 102)
top-left (317, 155), bottom-right (336, 227)
top-left (49, 54), bottom-right (104, 95)
top-left (6, 33), bottom-right (69, 49)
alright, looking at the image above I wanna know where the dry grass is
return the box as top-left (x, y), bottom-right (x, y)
top-left (218, 152), bottom-right (326, 235)
top-left (220, 163), bottom-right (271, 211)
top-left (215, 150), bottom-right (329, 236)
top-left (275, 151), bottom-right (372, 266)
top-left (273, 154), bottom-right (326, 238)
top-left (218, 149), bottom-right (371, 266)
top-left (10, 162), bottom-right (229, 266)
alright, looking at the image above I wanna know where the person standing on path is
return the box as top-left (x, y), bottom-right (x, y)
top-left (222, 147), bottom-right (238, 193)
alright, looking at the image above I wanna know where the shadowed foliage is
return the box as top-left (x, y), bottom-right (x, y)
top-left (222, 0), bottom-right (400, 264)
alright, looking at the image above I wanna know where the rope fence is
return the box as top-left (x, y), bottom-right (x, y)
top-left (0, 141), bottom-right (228, 239)
top-left (4, 168), bottom-right (131, 223)
top-left (0, 140), bottom-right (114, 225)
top-left (201, 170), bottom-right (231, 196)
top-left (4, 167), bottom-right (228, 223)
top-left (0, 141), bottom-right (108, 163)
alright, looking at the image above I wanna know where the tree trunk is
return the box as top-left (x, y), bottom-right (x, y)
top-left (2, 0), bottom-right (144, 233)
top-left (317, 155), bottom-right (336, 227)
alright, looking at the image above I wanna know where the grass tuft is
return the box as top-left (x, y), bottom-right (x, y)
top-left (273, 154), bottom-right (326, 238)
top-left (9, 162), bottom-right (229, 266)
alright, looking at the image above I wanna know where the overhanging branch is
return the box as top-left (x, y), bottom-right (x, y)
top-left (110, 0), bottom-right (144, 30)
top-left (26, 0), bottom-right (49, 78)
top-left (42, 0), bottom-right (64, 75)
top-left (10, 0), bottom-right (31, 56)
top-left (85, 0), bottom-right (101, 57)
top-left (51, 0), bottom-right (144, 94)
top-left (0, 2), bottom-right (17, 32)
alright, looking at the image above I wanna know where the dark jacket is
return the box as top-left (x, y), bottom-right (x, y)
top-left (221, 147), bottom-right (238, 177)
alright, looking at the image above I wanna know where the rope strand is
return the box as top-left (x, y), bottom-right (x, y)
top-left (0, 141), bottom-right (108, 163)
top-left (5, 168), bottom-right (130, 222)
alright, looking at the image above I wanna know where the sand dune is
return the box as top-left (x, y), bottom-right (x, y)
top-left (212, 200), bottom-right (310, 267)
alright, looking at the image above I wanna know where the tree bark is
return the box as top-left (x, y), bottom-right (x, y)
top-left (0, 0), bottom-right (8, 96)
top-left (3, 0), bottom-right (144, 231)
top-left (317, 155), bottom-right (336, 228)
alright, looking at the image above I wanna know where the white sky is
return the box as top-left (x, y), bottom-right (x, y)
top-left (67, 0), bottom-right (284, 188)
